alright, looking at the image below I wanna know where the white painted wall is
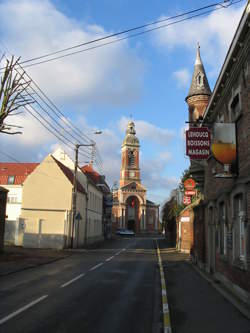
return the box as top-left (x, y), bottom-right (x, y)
top-left (87, 182), bottom-right (103, 242)
top-left (1, 184), bottom-right (23, 221)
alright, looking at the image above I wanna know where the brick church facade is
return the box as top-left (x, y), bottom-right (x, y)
top-left (112, 120), bottom-right (159, 234)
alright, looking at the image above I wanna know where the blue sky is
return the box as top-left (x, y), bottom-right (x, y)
top-left (0, 0), bottom-right (246, 204)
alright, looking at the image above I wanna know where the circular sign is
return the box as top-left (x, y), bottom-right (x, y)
top-left (183, 196), bottom-right (191, 205)
top-left (184, 178), bottom-right (196, 190)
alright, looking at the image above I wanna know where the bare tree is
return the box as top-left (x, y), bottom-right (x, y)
top-left (0, 55), bottom-right (32, 135)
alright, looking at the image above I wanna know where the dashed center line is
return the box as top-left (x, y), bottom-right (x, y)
top-left (105, 256), bottom-right (114, 262)
top-left (61, 273), bottom-right (85, 288)
top-left (90, 262), bottom-right (103, 271)
top-left (0, 295), bottom-right (48, 325)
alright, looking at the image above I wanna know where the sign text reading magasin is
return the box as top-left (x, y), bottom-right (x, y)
top-left (186, 127), bottom-right (211, 160)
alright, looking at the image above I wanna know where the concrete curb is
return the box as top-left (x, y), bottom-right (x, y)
top-left (156, 241), bottom-right (172, 333)
top-left (190, 262), bottom-right (250, 320)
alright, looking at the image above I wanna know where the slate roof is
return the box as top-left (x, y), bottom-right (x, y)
top-left (146, 199), bottom-right (159, 206)
top-left (51, 156), bottom-right (85, 194)
top-left (0, 163), bottom-right (39, 185)
top-left (186, 44), bottom-right (211, 100)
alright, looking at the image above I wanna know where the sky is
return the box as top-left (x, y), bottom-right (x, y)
top-left (0, 0), bottom-right (247, 205)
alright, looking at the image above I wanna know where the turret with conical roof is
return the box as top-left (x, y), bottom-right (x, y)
top-left (186, 44), bottom-right (211, 124)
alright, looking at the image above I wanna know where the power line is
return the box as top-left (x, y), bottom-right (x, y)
top-left (17, 0), bottom-right (243, 69)
top-left (14, 64), bottom-right (94, 146)
top-left (8, 62), bottom-right (103, 168)
top-left (19, 0), bottom-right (240, 67)
top-left (0, 150), bottom-right (20, 163)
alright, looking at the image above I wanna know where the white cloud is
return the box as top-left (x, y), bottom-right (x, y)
top-left (0, 0), bottom-right (144, 108)
top-left (173, 68), bottom-right (190, 88)
top-left (159, 151), bottom-right (172, 161)
top-left (154, 4), bottom-right (244, 76)
top-left (141, 158), bottom-right (178, 191)
top-left (118, 116), bottom-right (175, 145)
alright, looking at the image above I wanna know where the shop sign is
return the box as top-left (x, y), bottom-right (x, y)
top-left (181, 216), bottom-right (190, 222)
top-left (184, 178), bottom-right (196, 190)
top-left (211, 123), bottom-right (236, 165)
top-left (186, 127), bottom-right (210, 160)
top-left (184, 190), bottom-right (196, 196)
top-left (183, 196), bottom-right (191, 205)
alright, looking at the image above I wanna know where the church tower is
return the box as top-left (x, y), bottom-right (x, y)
top-left (112, 119), bottom-right (160, 234)
top-left (186, 44), bottom-right (211, 125)
top-left (120, 120), bottom-right (141, 187)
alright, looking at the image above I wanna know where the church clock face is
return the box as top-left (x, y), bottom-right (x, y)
top-left (130, 171), bottom-right (135, 178)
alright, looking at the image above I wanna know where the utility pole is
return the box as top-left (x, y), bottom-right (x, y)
top-left (71, 144), bottom-right (79, 249)
top-left (71, 143), bottom-right (95, 248)
top-left (70, 130), bottom-right (102, 248)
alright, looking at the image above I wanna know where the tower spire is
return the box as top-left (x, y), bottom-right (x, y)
top-left (195, 42), bottom-right (202, 65)
top-left (186, 43), bottom-right (211, 101)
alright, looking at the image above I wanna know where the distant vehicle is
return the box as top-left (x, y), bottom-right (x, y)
top-left (115, 228), bottom-right (135, 236)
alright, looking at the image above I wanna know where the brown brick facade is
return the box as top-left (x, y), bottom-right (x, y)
top-left (190, 5), bottom-right (250, 301)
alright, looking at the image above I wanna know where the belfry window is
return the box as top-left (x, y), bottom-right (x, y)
top-left (128, 150), bottom-right (135, 166)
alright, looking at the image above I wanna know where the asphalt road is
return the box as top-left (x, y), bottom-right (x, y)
top-left (0, 237), bottom-right (162, 333)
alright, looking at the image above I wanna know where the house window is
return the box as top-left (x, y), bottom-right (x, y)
top-left (219, 202), bottom-right (227, 255)
top-left (7, 175), bottom-right (15, 184)
top-left (229, 89), bottom-right (242, 121)
top-left (233, 194), bottom-right (245, 261)
top-left (7, 195), bottom-right (17, 203)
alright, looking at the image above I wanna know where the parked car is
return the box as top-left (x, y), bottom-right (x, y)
top-left (115, 228), bottom-right (135, 236)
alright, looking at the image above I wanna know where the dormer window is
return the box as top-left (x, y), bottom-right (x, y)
top-left (7, 175), bottom-right (15, 184)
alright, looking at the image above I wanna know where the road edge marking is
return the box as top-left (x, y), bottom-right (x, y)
top-left (156, 240), bottom-right (172, 333)
top-left (0, 295), bottom-right (48, 325)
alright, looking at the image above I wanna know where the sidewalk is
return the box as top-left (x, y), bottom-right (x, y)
top-left (0, 238), bottom-right (117, 277)
top-left (158, 239), bottom-right (250, 333)
top-left (0, 246), bottom-right (73, 277)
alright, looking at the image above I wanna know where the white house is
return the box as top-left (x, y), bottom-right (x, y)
top-left (0, 162), bottom-right (39, 245)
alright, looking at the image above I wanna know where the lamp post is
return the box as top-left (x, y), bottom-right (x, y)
top-left (71, 133), bottom-right (102, 248)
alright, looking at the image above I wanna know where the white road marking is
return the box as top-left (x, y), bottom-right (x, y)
top-left (60, 273), bottom-right (85, 288)
top-left (90, 262), bottom-right (103, 271)
top-left (105, 256), bottom-right (114, 262)
top-left (0, 295), bottom-right (48, 325)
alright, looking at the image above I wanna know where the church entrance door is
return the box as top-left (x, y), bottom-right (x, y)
top-left (126, 196), bottom-right (140, 232)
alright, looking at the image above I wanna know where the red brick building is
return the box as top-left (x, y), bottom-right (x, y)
top-left (112, 120), bottom-right (159, 234)
top-left (188, 2), bottom-right (250, 305)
